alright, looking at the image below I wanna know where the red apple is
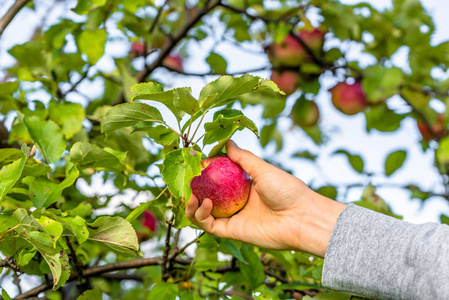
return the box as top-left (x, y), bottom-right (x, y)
top-left (163, 54), bottom-right (183, 71)
top-left (190, 155), bottom-right (250, 218)
top-left (130, 42), bottom-right (146, 57)
top-left (330, 81), bottom-right (367, 115)
top-left (142, 210), bottom-right (157, 232)
top-left (299, 28), bottom-right (325, 52)
top-left (291, 97), bottom-right (320, 127)
top-left (270, 69), bottom-right (300, 96)
top-left (268, 28), bottom-right (325, 67)
top-left (417, 113), bottom-right (446, 141)
top-left (135, 210), bottom-right (157, 241)
top-left (269, 34), bottom-right (305, 67)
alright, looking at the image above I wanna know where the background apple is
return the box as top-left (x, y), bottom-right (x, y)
top-left (163, 54), bottom-right (183, 72)
top-left (268, 28), bottom-right (325, 67)
top-left (330, 81), bottom-right (368, 115)
top-left (135, 210), bottom-right (157, 242)
top-left (291, 96), bottom-right (320, 127)
top-left (190, 155), bottom-right (251, 218)
top-left (270, 69), bottom-right (300, 96)
top-left (417, 113), bottom-right (447, 141)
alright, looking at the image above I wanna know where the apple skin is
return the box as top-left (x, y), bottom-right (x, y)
top-left (417, 113), bottom-right (446, 141)
top-left (135, 210), bottom-right (157, 242)
top-left (291, 97), bottom-right (320, 127)
top-left (330, 81), bottom-right (367, 115)
top-left (270, 69), bottom-right (300, 96)
top-left (163, 54), bottom-right (183, 71)
top-left (268, 28), bottom-right (325, 67)
top-left (190, 155), bottom-right (251, 218)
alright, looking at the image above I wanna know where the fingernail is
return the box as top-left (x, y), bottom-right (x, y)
top-left (229, 140), bottom-right (239, 148)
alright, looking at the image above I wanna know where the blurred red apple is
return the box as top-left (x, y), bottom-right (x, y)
top-left (291, 97), bottom-right (320, 127)
top-left (190, 155), bottom-right (250, 218)
top-left (135, 210), bottom-right (157, 241)
top-left (417, 113), bottom-right (446, 141)
top-left (163, 54), bottom-right (183, 71)
top-left (270, 69), bottom-right (300, 96)
top-left (130, 42), bottom-right (146, 57)
top-left (330, 81), bottom-right (367, 115)
top-left (268, 28), bottom-right (325, 67)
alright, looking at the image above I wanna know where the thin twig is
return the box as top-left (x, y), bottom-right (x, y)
top-left (0, 0), bottom-right (31, 36)
top-left (138, 0), bottom-right (222, 81)
top-left (15, 256), bottom-right (191, 299)
top-left (169, 232), bottom-right (205, 260)
top-left (161, 215), bottom-right (174, 281)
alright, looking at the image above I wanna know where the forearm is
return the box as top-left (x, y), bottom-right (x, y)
top-left (322, 204), bottom-right (449, 299)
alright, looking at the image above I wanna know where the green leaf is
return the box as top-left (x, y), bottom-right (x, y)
top-left (316, 186), bottom-right (338, 199)
top-left (195, 245), bottom-right (218, 272)
top-left (365, 103), bottom-right (404, 132)
top-left (441, 214), bottom-right (449, 225)
top-left (173, 87), bottom-right (200, 116)
top-left (54, 253), bottom-right (70, 290)
top-left (437, 137), bottom-right (449, 166)
top-left (260, 123), bottom-right (283, 151)
top-left (25, 230), bottom-right (65, 289)
top-left (1, 289), bottom-right (12, 300)
top-left (24, 114), bottom-right (66, 164)
top-left (199, 75), bottom-right (261, 111)
top-left (131, 83), bottom-right (186, 121)
top-left (70, 142), bottom-right (126, 172)
top-left (77, 29), bottom-right (107, 64)
top-left (219, 239), bottom-right (245, 262)
top-left (385, 150), bottom-right (407, 176)
top-left (36, 216), bottom-right (63, 247)
top-left (126, 199), bottom-right (157, 222)
top-left (148, 282), bottom-right (179, 299)
top-left (362, 66), bottom-right (404, 104)
top-left (239, 90), bottom-right (286, 119)
top-left (161, 148), bottom-right (202, 203)
top-left (69, 201), bottom-right (93, 218)
top-left (101, 102), bottom-right (165, 137)
top-left (206, 52), bottom-right (227, 74)
top-left (254, 285), bottom-right (281, 300)
top-left (46, 212), bottom-right (89, 244)
top-left (238, 244), bottom-right (265, 290)
top-left (0, 145), bottom-right (28, 202)
top-left (87, 216), bottom-right (139, 256)
top-left (131, 81), bottom-right (164, 94)
top-left (293, 151), bottom-right (317, 161)
top-left (334, 150), bottom-right (364, 173)
top-left (29, 167), bottom-right (79, 208)
top-left (204, 109), bottom-right (259, 146)
top-left (116, 59), bottom-right (138, 102)
top-left (77, 287), bottom-right (103, 300)
top-left (49, 101), bottom-right (86, 139)
top-left (142, 125), bottom-right (180, 146)
top-left (172, 204), bottom-right (191, 229)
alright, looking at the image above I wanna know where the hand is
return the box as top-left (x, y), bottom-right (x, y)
top-left (186, 140), bottom-right (346, 257)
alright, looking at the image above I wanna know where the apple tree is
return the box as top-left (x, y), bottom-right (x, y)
top-left (0, 0), bottom-right (448, 299)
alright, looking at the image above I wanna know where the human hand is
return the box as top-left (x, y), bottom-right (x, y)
top-left (186, 140), bottom-right (346, 257)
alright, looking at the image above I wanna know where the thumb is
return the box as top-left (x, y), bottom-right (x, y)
top-left (226, 140), bottom-right (269, 179)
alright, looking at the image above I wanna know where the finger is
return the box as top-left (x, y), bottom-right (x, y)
top-left (186, 194), bottom-right (199, 222)
top-left (226, 140), bottom-right (271, 179)
top-left (194, 198), bottom-right (230, 238)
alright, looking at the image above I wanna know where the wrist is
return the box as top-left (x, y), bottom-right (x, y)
top-left (296, 190), bottom-right (346, 258)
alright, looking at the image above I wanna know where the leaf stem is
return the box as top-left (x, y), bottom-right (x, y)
top-left (189, 109), bottom-right (209, 144)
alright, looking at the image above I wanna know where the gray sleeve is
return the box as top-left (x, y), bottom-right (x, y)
top-left (322, 203), bottom-right (449, 300)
